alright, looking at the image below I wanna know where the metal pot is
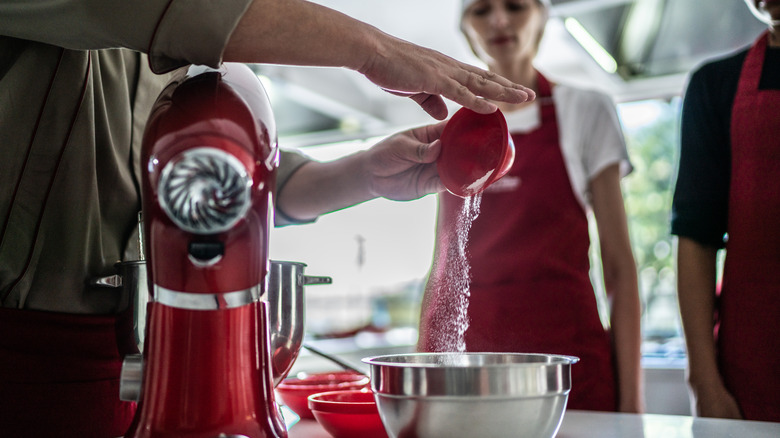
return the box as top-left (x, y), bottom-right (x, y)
top-left (90, 260), bottom-right (149, 349)
top-left (266, 260), bottom-right (331, 384)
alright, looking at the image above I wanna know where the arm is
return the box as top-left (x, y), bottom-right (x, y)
top-left (276, 122), bottom-right (445, 222)
top-left (0, 0), bottom-right (532, 119)
top-left (676, 237), bottom-right (742, 419)
top-left (671, 56), bottom-right (741, 419)
top-left (590, 164), bottom-right (644, 413)
top-left (224, 0), bottom-right (534, 120)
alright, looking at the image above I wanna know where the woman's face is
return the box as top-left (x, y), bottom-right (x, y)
top-left (462, 0), bottom-right (546, 65)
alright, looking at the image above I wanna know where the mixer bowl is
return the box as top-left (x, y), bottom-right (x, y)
top-left (362, 352), bottom-right (578, 438)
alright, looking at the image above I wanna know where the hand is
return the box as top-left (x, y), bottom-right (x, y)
top-left (618, 395), bottom-right (645, 414)
top-left (360, 35), bottom-right (535, 120)
top-left (691, 382), bottom-right (743, 419)
top-left (362, 122), bottom-right (447, 200)
top-left (274, 122), bottom-right (446, 221)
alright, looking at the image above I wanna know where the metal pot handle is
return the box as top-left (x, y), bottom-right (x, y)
top-left (303, 275), bottom-right (332, 286)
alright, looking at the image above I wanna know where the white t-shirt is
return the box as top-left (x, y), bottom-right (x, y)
top-left (503, 84), bottom-right (632, 211)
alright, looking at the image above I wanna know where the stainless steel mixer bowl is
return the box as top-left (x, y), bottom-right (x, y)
top-left (266, 260), bottom-right (331, 385)
top-left (362, 352), bottom-right (579, 438)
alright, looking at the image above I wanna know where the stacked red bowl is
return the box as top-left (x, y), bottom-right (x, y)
top-left (308, 390), bottom-right (387, 438)
top-left (276, 371), bottom-right (369, 419)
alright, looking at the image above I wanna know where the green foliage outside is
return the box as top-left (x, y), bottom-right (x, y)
top-left (619, 98), bottom-right (684, 351)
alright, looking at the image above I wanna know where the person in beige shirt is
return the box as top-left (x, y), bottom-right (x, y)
top-left (0, 0), bottom-right (534, 435)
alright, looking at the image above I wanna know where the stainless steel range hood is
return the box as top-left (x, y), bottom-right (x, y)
top-left (555, 0), bottom-right (766, 80)
top-left (253, 0), bottom-right (768, 146)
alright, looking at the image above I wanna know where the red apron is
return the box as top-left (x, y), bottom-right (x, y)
top-left (719, 31), bottom-right (780, 422)
top-left (0, 307), bottom-right (138, 437)
top-left (419, 74), bottom-right (616, 411)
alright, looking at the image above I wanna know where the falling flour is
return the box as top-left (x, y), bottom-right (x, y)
top-left (428, 193), bottom-right (482, 353)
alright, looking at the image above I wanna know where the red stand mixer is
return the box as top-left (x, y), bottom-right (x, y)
top-left (124, 63), bottom-right (293, 438)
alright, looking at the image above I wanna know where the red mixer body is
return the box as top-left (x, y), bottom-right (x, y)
top-left (129, 64), bottom-right (285, 437)
top-left (142, 64), bottom-right (276, 294)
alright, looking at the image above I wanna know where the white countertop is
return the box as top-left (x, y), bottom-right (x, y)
top-left (558, 411), bottom-right (780, 438)
top-left (288, 410), bottom-right (780, 438)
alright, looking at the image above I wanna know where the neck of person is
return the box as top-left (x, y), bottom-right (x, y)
top-left (771, 25), bottom-right (780, 47)
top-left (490, 58), bottom-right (538, 112)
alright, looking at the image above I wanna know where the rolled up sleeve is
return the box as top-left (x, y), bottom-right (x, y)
top-left (0, 0), bottom-right (252, 73)
top-left (670, 62), bottom-right (732, 248)
top-left (274, 149), bottom-right (316, 227)
top-left (147, 0), bottom-right (253, 73)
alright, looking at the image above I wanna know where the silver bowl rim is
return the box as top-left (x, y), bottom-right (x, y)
top-left (361, 352), bottom-right (580, 368)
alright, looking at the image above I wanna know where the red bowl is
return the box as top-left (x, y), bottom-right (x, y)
top-left (276, 371), bottom-right (370, 419)
top-left (437, 107), bottom-right (515, 198)
top-left (308, 390), bottom-right (388, 438)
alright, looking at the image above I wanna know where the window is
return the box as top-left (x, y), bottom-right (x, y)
top-left (618, 97), bottom-right (685, 363)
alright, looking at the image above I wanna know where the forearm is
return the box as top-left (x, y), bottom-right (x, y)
top-left (676, 237), bottom-right (721, 390)
top-left (223, 0), bottom-right (532, 119)
top-left (276, 151), bottom-right (374, 222)
top-left (224, 0), bottom-right (379, 70)
top-left (590, 164), bottom-right (643, 411)
top-left (607, 268), bottom-right (644, 412)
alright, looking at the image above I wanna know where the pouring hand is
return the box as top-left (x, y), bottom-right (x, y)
top-left (363, 122), bottom-right (446, 200)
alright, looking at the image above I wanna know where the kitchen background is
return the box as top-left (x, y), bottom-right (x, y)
top-left (260, 0), bottom-right (766, 416)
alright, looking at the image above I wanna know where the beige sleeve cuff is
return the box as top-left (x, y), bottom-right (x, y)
top-left (148, 0), bottom-right (253, 73)
top-left (274, 149), bottom-right (316, 227)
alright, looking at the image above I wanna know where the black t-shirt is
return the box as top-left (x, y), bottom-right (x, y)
top-left (671, 42), bottom-right (780, 247)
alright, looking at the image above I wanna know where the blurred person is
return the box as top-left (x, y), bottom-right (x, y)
top-left (671, 0), bottom-right (780, 422)
top-left (0, 0), bottom-right (534, 435)
top-left (417, 0), bottom-right (643, 413)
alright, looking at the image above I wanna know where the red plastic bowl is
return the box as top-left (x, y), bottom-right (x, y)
top-left (276, 371), bottom-right (370, 419)
top-left (437, 107), bottom-right (515, 198)
top-left (308, 390), bottom-right (388, 438)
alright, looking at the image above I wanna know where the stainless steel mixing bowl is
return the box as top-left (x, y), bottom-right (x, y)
top-left (362, 352), bottom-right (579, 438)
